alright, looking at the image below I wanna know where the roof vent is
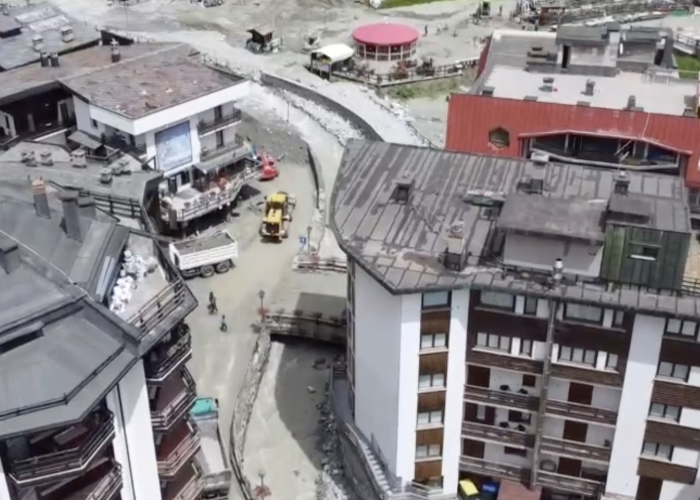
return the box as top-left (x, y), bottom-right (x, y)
top-left (59, 192), bottom-right (82, 242)
top-left (583, 79), bottom-right (595, 96)
top-left (31, 177), bottom-right (51, 219)
top-left (614, 170), bottom-right (629, 195)
top-left (70, 150), bottom-right (87, 169)
top-left (443, 223), bottom-right (467, 272)
top-left (110, 38), bottom-right (121, 63)
top-left (39, 51), bottom-right (50, 68)
top-left (391, 176), bottom-right (414, 204)
top-left (576, 101), bottom-right (590, 107)
top-left (60, 25), bottom-right (74, 43)
top-left (100, 167), bottom-right (113, 184)
top-left (39, 151), bottom-right (53, 166)
top-left (1, 2), bottom-right (9, 15)
top-left (524, 95), bottom-right (538, 101)
top-left (541, 76), bottom-right (554, 92)
top-left (531, 152), bottom-right (550, 165)
top-left (31, 34), bottom-right (44, 52)
top-left (50, 52), bottom-right (59, 68)
top-left (22, 150), bottom-right (37, 167)
top-left (627, 95), bottom-right (636, 109)
top-left (481, 86), bottom-right (495, 97)
top-left (0, 239), bottom-right (20, 274)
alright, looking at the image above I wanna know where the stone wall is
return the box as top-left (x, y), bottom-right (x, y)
top-left (260, 73), bottom-right (382, 141)
top-left (228, 331), bottom-right (272, 500)
top-left (306, 145), bottom-right (326, 253)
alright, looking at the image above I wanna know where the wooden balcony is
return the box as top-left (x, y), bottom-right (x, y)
top-left (45, 459), bottom-right (122, 500)
top-left (638, 457), bottom-right (697, 485)
top-left (157, 420), bottom-right (201, 478)
top-left (151, 368), bottom-right (197, 431)
top-left (103, 134), bottom-right (147, 157)
top-left (464, 385), bottom-right (539, 412)
top-left (537, 470), bottom-right (602, 497)
top-left (200, 136), bottom-right (246, 162)
top-left (127, 280), bottom-right (193, 344)
top-left (146, 324), bottom-right (192, 383)
top-left (540, 436), bottom-right (611, 463)
top-left (8, 411), bottom-right (115, 486)
top-left (462, 421), bottom-right (533, 448)
top-left (545, 399), bottom-right (618, 426)
top-left (198, 109), bottom-right (242, 135)
top-left (459, 456), bottom-right (529, 482)
top-left (163, 463), bottom-right (204, 500)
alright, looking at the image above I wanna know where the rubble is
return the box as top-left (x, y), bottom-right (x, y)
top-left (314, 386), bottom-right (358, 500)
top-left (109, 250), bottom-right (159, 313)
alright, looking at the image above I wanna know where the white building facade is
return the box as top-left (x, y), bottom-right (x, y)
top-left (345, 262), bottom-right (700, 500)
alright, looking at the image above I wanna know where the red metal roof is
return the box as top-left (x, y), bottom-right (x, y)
top-left (445, 94), bottom-right (700, 187)
top-left (352, 23), bottom-right (420, 46)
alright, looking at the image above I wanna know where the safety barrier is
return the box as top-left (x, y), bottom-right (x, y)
top-left (228, 330), bottom-right (271, 500)
top-left (263, 310), bottom-right (345, 346)
top-left (294, 254), bottom-right (348, 272)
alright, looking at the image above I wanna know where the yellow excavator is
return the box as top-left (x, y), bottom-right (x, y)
top-left (260, 191), bottom-right (296, 240)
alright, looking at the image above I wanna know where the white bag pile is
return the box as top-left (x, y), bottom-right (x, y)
top-left (109, 250), bottom-right (160, 313)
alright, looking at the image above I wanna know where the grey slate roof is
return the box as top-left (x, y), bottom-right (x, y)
top-left (61, 44), bottom-right (245, 119)
top-left (0, 3), bottom-right (100, 71)
top-left (0, 243), bottom-right (137, 437)
top-left (330, 140), bottom-right (698, 318)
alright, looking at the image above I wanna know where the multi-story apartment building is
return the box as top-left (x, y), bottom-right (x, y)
top-left (330, 139), bottom-right (700, 500)
top-left (0, 176), bottom-right (201, 500)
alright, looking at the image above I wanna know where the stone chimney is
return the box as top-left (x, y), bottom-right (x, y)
top-left (614, 170), bottom-right (630, 195)
top-left (59, 192), bottom-right (82, 242)
top-left (77, 196), bottom-right (97, 219)
top-left (39, 150), bottom-right (53, 166)
top-left (50, 53), bottom-right (59, 68)
top-left (60, 25), bottom-right (75, 43)
top-left (31, 35), bottom-right (44, 52)
top-left (23, 150), bottom-right (37, 167)
top-left (31, 178), bottom-right (51, 219)
top-left (110, 39), bottom-right (121, 63)
top-left (0, 240), bottom-right (20, 274)
top-left (627, 95), bottom-right (636, 110)
top-left (1, 3), bottom-right (9, 16)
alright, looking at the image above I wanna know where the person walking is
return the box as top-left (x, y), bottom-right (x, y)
top-left (209, 292), bottom-right (218, 314)
top-left (220, 315), bottom-right (228, 332)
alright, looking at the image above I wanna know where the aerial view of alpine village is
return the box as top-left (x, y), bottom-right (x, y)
top-left (5, 0), bottom-right (700, 499)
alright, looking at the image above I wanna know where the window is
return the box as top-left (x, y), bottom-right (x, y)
top-left (524, 297), bottom-right (538, 316)
top-left (665, 319), bottom-right (697, 339)
top-left (475, 405), bottom-right (486, 421)
top-left (421, 333), bottom-right (447, 350)
top-left (520, 339), bottom-right (533, 357)
top-left (417, 411), bottom-right (443, 426)
top-left (642, 442), bottom-right (673, 460)
top-left (559, 346), bottom-right (597, 366)
top-left (522, 375), bottom-right (536, 388)
top-left (564, 303), bottom-right (603, 324)
top-left (612, 310), bottom-right (625, 328)
top-left (606, 353), bottom-right (619, 370)
top-left (91, 119), bottom-right (98, 129)
top-left (422, 291), bottom-right (451, 309)
top-left (630, 244), bottom-right (659, 262)
top-left (504, 446), bottom-right (527, 457)
top-left (480, 291), bottom-right (514, 310)
top-left (489, 127), bottom-right (510, 148)
top-left (658, 362), bottom-right (689, 381)
top-left (416, 444), bottom-right (442, 458)
top-left (649, 403), bottom-right (681, 422)
top-left (476, 332), bottom-right (511, 352)
top-left (508, 410), bottom-right (531, 424)
top-left (419, 373), bottom-right (446, 389)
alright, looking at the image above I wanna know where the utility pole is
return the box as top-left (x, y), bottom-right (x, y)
top-left (529, 258), bottom-right (564, 488)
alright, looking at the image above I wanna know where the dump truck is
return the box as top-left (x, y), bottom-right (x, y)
top-left (191, 398), bottom-right (232, 499)
top-left (260, 191), bottom-right (296, 240)
top-left (169, 231), bottom-right (238, 278)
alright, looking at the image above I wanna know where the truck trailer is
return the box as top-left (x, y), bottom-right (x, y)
top-left (191, 398), bottom-right (233, 499)
top-left (169, 231), bottom-right (238, 278)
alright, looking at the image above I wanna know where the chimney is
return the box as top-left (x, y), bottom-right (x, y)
top-left (31, 178), bottom-right (51, 219)
top-left (627, 95), bottom-right (636, 109)
top-left (77, 196), bottom-right (96, 219)
top-left (110, 39), bottom-right (121, 63)
top-left (614, 170), bottom-right (630, 195)
top-left (70, 150), bottom-right (87, 168)
top-left (39, 150), bottom-right (53, 166)
top-left (1, 2), bottom-right (9, 15)
top-left (583, 79), bottom-right (595, 96)
top-left (31, 35), bottom-right (44, 52)
top-left (50, 53), bottom-right (59, 68)
top-left (59, 192), bottom-right (82, 242)
top-left (0, 240), bottom-right (20, 274)
top-left (60, 26), bottom-right (75, 43)
top-left (541, 76), bottom-right (554, 92)
top-left (24, 150), bottom-right (37, 167)
top-left (39, 52), bottom-right (50, 68)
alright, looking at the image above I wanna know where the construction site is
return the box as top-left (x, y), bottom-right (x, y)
top-left (1, 0), bottom-right (700, 498)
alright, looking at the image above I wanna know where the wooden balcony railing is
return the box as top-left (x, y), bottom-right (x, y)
top-left (536, 470), bottom-right (602, 497)
top-left (86, 462), bottom-right (123, 500)
top-left (545, 399), bottom-right (618, 426)
top-left (200, 136), bottom-right (245, 162)
top-left (103, 134), bottom-right (147, 156)
top-left (151, 369), bottom-right (197, 431)
top-left (145, 326), bottom-right (192, 382)
top-left (540, 436), bottom-right (611, 462)
top-left (9, 412), bottom-right (115, 484)
top-left (462, 421), bottom-right (533, 448)
top-left (198, 110), bottom-right (242, 135)
top-left (127, 281), bottom-right (189, 340)
top-left (464, 385), bottom-right (539, 411)
top-left (158, 429), bottom-right (201, 477)
top-left (459, 456), bottom-right (529, 482)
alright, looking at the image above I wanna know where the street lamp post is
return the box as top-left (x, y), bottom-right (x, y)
top-left (258, 290), bottom-right (266, 321)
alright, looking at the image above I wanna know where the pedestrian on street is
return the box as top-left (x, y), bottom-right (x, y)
top-left (424, 24), bottom-right (428, 36)
top-left (220, 315), bottom-right (228, 332)
top-left (209, 292), bottom-right (218, 314)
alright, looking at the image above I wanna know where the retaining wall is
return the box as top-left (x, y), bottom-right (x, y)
top-left (264, 311), bottom-right (345, 346)
top-left (260, 73), bottom-right (383, 141)
top-left (228, 331), bottom-right (272, 500)
top-left (305, 145), bottom-right (326, 253)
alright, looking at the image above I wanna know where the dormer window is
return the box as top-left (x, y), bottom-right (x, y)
top-left (391, 178), bottom-right (414, 203)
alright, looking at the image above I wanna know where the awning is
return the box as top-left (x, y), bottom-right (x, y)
top-left (68, 131), bottom-right (102, 150)
top-left (312, 44), bottom-right (354, 63)
top-left (459, 480), bottom-right (479, 498)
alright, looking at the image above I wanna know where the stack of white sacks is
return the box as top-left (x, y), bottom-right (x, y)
top-left (109, 250), bottom-right (159, 314)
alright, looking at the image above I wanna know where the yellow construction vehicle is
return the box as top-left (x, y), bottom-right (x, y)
top-left (260, 191), bottom-right (296, 240)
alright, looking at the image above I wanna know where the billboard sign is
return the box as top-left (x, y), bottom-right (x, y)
top-left (155, 121), bottom-right (193, 172)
